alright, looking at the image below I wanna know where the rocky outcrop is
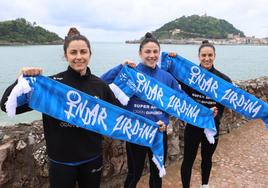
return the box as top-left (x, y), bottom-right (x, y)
top-left (220, 77), bottom-right (268, 133)
top-left (0, 76), bottom-right (267, 188)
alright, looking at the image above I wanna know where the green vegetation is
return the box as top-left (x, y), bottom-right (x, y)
top-left (0, 18), bottom-right (63, 44)
top-left (152, 15), bottom-right (245, 40)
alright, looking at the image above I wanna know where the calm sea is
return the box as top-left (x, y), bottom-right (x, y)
top-left (1, 43), bottom-right (268, 126)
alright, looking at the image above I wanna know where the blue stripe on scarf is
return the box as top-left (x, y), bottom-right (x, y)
top-left (161, 52), bottom-right (268, 128)
top-left (7, 75), bottom-right (166, 177)
top-left (110, 65), bottom-right (217, 143)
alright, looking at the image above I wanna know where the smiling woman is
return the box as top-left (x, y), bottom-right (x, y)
top-left (64, 28), bottom-right (92, 76)
top-left (101, 32), bottom-right (180, 188)
top-left (0, 27), bottom-right (119, 188)
top-left (198, 40), bottom-right (216, 70)
top-left (179, 40), bottom-right (232, 188)
top-left (138, 33), bottom-right (161, 69)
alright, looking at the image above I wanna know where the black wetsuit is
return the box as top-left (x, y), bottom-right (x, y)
top-left (180, 65), bottom-right (232, 188)
top-left (1, 66), bottom-right (119, 188)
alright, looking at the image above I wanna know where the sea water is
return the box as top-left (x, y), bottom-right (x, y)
top-left (0, 43), bottom-right (268, 125)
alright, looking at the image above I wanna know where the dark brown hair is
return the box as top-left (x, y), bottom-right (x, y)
top-left (198, 40), bottom-right (215, 54)
top-left (139, 32), bottom-right (160, 52)
top-left (63, 27), bottom-right (92, 55)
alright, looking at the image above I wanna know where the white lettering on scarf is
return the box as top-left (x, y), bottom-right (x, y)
top-left (136, 73), bottom-right (164, 107)
top-left (112, 115), bottom-right (158, 144)
top-left (166, 95), bottom-right (200, 122)
top-left (64, 90), bottom-right (108, 131)
top-left (188, 66), bottom-right (219, 98)
top-left (221, 89), bottom-right (262, 117)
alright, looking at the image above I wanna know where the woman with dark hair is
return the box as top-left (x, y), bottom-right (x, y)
top-left (1, 27), bottom-right (119, 188)
top-left (178, 40), bottom-right (232, 188)
top-left (101, 32), bottom-right (180, 188)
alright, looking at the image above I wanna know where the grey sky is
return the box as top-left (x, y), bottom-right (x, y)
top-left (0, 0), bottom-right (267, 41)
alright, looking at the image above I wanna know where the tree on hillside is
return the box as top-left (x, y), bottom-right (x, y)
top-left (0, 18), bottom-right (63, 44)
top-left (152, 15), bottom-right (245, 40)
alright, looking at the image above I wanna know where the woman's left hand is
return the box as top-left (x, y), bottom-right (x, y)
top-left (168, 52), bottom-right (177, 58)
top-left (156, 120), bottom-right (166, 132)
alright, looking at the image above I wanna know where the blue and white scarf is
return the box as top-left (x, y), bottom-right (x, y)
top-left (109, 65), bottom-right (217, 144)
top-left (160, 52), bottom-right (268, 128)
top-left (5, 75), bottom-right (166, 177)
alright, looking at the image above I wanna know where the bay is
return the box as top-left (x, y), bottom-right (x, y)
top-left (1, 43), bottom-right (268, 125)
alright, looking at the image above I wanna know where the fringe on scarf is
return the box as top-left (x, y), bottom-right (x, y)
top-left (152, 155), bottom-right (166, 178)
top-left (6, 76), bottom-right (31, 117)
top-left (109, 83), bottom-right (130, 106)
top-left (204, 128), bottom-right (216, 144)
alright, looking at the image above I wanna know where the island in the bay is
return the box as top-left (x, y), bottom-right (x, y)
top-left (0, 18), bottom-right (63, 45)
top-left (126, 14), bottom-right (268, 45)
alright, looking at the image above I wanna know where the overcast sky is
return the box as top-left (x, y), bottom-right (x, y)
top-left (1, 0), bottom-right (267, 41)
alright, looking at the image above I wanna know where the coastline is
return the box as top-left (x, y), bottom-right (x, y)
top-left (126, 38), bottom-right (268, 46)
top-left (0, 40), bottom-right (63, 46)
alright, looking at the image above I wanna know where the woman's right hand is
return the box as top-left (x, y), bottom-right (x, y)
top-left (210, 106), bottom-right (218, 117)
top-left (18, 67), bottom-right (43, 78)
top-left (122, 59), bottom-right (136, 68)
top-left (156, 120), bottom-right (166, 132)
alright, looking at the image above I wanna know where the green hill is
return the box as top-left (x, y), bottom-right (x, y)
top-left (0, 18), bottom-right (63, 45)
top-left (152, 15), bottom-right (245, 40)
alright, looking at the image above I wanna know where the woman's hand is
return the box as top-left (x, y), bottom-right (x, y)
top-left (211, 106), bottom-right (218, 117)
top-left (18, 67), bottom-right (43, 78)
top-left (122, 59), bottom-right (136, 68)
top-left (168, 52), bottom-right (177, 58)
top-left (156, 120), bottom-right (166, 132)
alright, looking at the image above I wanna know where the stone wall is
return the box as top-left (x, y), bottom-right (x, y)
top-left (0, 76), bottom-right (267, 188)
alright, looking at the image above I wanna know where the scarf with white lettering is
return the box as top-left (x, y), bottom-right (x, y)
top-left (109, 65), bottom-right (217, 144)
top-left (160, 52), bottom-right (268, 128)
top-left (5, 75), bottom-right (166, 177)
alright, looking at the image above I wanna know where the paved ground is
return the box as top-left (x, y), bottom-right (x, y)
top-left (138, 120), bottom-right (268, 188)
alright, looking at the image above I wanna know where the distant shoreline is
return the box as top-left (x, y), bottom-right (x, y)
top-left (126, 38), bottom-right (268, 46)
top-left (0, 40), bottom-right (63, 46)
top-left (126, 42), bottom-right (268, 46)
